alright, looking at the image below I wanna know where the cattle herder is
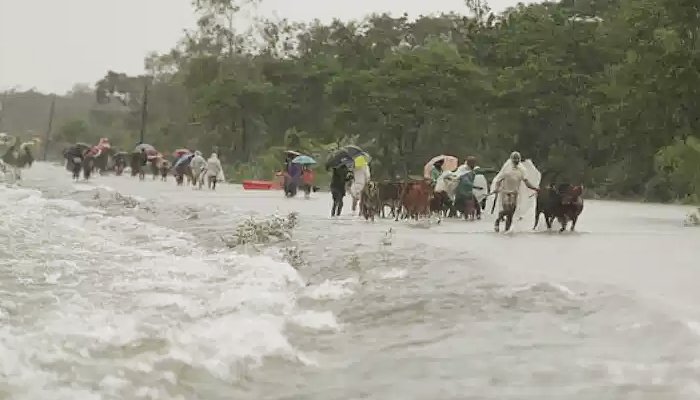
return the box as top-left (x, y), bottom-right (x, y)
top-left (493, 151), bottom-right (539, 232)
top-left (330, 164), bottom-right (354, 217)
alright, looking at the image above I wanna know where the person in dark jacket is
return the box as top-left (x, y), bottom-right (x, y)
top-left (330, 165), bottom-right (353, 217)
top-left (285, 161), bottom-right (302, 197)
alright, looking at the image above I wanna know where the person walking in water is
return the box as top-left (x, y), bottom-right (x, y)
top-left (493, 151), bottom-right (539, 232)
top-left (190, 151), bottom-right (207, 189)
top-left (330, 164), bottom-right (353, 217)
top-left (301, 166), bottom-right (316, 199)
top-left (286, 162), bottom-right (302, 197)
top-left (206, 153), bottom-right (223, 190)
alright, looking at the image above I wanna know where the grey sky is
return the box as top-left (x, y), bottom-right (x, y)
top-left (0, 0), bottom-right (529, 94)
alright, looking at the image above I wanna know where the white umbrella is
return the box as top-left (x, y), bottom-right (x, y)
top-left (134, 143), bottom-right (155, 153)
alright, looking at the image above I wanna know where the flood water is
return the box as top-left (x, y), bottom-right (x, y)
top-left (2, 163), bottom-right (700, 399)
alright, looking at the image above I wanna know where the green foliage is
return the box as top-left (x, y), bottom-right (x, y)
top-left (57, 120), bottom-right (89, 143)
top-left (655, 137), bottom-right (700, 202)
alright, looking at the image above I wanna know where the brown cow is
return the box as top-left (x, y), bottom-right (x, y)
top-left (159, 160), bottom-right (171, 181)
top-left (130, 151), bottom-right (147, 180)
top-left (175, 165), bottom-right (193, 186)
top-left (359, 181), bottom-right (381, 222)
top-left (377, 181), bottom-right (404, 219)
top-left (399, 179), bottom-right (432, 221)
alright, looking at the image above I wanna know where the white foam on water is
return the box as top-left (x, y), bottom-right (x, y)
top-left (0, 185), bottom-right (332, 398)
top-left (72, 182), bottom-right (97, 191)
top-left (303, 278), bottom-right (357, 300)
top-left (379, 268), bottom-right (408, 279)
top-left (290, 310), bottom-right (342, 332)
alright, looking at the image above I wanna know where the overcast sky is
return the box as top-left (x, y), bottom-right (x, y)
top-left (0, 0), bottom-right (530, 94)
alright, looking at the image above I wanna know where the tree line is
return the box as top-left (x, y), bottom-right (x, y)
top-left (3, 0), bottom-right (699, 202)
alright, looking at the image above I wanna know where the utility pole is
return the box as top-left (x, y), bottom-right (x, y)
top-left (139, 78), bottom-right (149, 144)
top-left (43, 95), bottom-right (56, 161)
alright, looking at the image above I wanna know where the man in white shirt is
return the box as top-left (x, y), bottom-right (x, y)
top-left (493, 151), bottom-right (539, 232)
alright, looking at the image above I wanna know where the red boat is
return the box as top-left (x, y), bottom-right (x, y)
top-left (243, 180), bottom-right (277, 190)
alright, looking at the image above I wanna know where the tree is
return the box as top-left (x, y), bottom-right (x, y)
top-left (58, 119), bottom-right (89, 144)
top-left (8, 0), bottom-right (700, 201)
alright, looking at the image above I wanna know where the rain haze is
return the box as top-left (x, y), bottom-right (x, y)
top-left (2, 0), bottom-right (700, 397)
top-left (0, 0), bottom-right (529, 94)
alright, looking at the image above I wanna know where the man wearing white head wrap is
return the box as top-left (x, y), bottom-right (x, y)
top-left (190, 150), bottom-right (207, 188)
top-left (493, 151), bottom-right (539, 232)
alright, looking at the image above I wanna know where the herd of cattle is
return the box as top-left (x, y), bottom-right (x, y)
top-left (356, 179), bottom-right (584, 232)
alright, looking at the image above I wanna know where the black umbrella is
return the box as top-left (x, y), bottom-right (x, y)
top-left (65, 143), bottom-right (89, 158)
top-left (74, 142), bottom-right (91, 151)
top-left (325, 145), bottom-right (371, 170)
top-left (325, 151), bottom-right (355, 170)
top-left (340, 145), bottom-right (368, 159)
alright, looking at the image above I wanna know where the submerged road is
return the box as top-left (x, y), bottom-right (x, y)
top-left (1, 162), bottom-right (699, 399)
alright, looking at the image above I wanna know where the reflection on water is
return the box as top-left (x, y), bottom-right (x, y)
top-left (2, 163), bottom-right (700, 400)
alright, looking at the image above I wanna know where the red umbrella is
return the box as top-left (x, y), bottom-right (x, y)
top-left (173, 148), bottom-right (191, 158)
top-left (146, 150), bottom-right (161, 161)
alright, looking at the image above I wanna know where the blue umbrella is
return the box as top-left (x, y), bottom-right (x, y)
top-left (174, 153), bottom-right (194, 168)
top-left (291, 155), bottom-right (317, 165)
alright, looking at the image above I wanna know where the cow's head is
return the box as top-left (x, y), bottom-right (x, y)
top-left (560, 184), bottom-right (583, 205)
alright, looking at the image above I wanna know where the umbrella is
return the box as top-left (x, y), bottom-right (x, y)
top-left (134, 143), bottom-right (155, 153)
top-left (326, 145), bottom-right (371, 170)
top-left (97, 138), bottom-right (111, 149)
top-left (340, 145), bottom-right (367, 158)
top-left (423, 155), bottom-right (458, 178)
top-left (67, 143), bottom-right (90, 155)
top-left (285, 150), bottom-right (301, 156)
top-left (325, 152), bottom-right (355, 170)
top-left (291, 155), bottom-right (317, 165)
top-left (174, 153), bottom-right (194, 168)
top-left (342, 145), bottom-right (372, 168)
top-left (85, 146), bottom-right (103, 158)
top-left (173, 148), bottom-right (191, 158)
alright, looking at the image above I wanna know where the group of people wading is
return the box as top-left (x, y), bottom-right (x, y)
top-left (323, 148), bottom-right (577, 233)
top-left (63, 139), bottom-right (224, 190)
top-left (281, 151), bottom-right (318, 199)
